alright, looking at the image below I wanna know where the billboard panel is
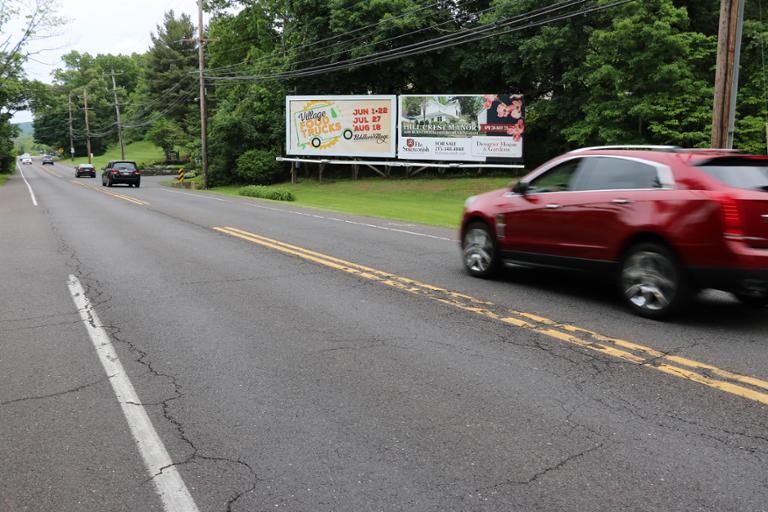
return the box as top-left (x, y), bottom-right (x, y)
top-left (286, 95), bottom-right (397, 158)
top-left (397, 94), bottom-right (524, 161)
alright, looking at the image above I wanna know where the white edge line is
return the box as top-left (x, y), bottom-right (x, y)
top-left (66, 275), bottom-right (200, 512)
top-left (160, 188), bottom-right (228, 201)
top-left (17, 163), bottom-right (38, 206)
top-left (244, 202), bottom-right (455, 242)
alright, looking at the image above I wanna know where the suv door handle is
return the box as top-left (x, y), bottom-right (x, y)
top-left (612, 198), bottom-right (633, 204)
top-left (545, 204), bottom-right (562, 209)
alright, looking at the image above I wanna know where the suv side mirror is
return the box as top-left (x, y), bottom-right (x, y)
top-left (513, 181), bottom-right (530, 195)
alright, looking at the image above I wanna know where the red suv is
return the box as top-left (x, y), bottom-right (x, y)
top-left (461, 146), bottom-right (768, 318)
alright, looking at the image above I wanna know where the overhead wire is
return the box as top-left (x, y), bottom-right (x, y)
top-left (206, 0), bottom-right (612, 83)
top-left (205, 0), bottom-right (468, 74)
top-left (207, 0), bottom-right (486, 77)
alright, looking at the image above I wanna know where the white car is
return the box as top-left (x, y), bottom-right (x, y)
top-left (20, 156), bottom-right (32, 165)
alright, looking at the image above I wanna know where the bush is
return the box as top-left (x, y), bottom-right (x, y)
top-left (235, 149), bottom-right (282, 184)
top-left (238, 185), bottom-right (295, 201)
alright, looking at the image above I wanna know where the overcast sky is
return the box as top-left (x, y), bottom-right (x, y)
top-left (12, 0), bottom-right (210, 123)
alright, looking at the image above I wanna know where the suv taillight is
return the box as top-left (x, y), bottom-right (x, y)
top-left (133, 170), bottom-right (140, 175)
top-left (716, 194), bottom-right (745, 237)
top-left (110, 170), bottom-right (118, 175)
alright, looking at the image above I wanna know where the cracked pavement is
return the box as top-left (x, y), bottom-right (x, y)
top-left (1, 165), bottom-right (767, 511)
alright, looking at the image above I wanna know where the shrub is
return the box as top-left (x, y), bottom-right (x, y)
top-left (235, 149), bottom-right (282, 184)
top-left (238, 185), bottom-right (295, 201)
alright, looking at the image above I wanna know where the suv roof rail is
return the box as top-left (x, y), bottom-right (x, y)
top-left (570, 145), bottom-right (681, 153)
top-left (671, 147), bottom-right (745, 153)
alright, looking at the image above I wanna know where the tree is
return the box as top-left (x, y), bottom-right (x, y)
top-left (146, 118), bottom-right (184, 161)
top-left (563, 0), bottom-right (715, 148)
top-left (144, 11), bottom-right (199, 133)
top-left (0, 0), bottom-right (61, 172)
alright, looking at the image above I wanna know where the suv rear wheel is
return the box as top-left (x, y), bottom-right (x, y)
top-left (462, 222), bottom-right (500, 278)
top-left (620, 243), bottom-right (689, 319)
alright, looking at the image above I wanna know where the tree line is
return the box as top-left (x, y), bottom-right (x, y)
top-left (10, 0), bottom-right (768, 184)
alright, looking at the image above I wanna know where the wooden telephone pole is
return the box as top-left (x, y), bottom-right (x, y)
top-left (197, 0), bottom-right (209, 189)
top-left (109, 69), bottom-right (126, 160)
top-left (712, 0), bottom-right (745, 149)
top-left (67, 95), bottom-right (75, 160)
top-left (83, 88), bottom-right (92, 165)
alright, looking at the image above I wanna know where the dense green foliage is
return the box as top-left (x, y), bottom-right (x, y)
top-left (27, 12), bottom-right (196, 162)
top-left (238, 184), bottom-right (296, 201)
top-left (235, 148), bottom-right (283, 184)
top-left (16, 1), bottom-right (768, 184)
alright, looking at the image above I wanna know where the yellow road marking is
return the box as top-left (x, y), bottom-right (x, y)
top-left (70, 180), bottom-right (148, 206)
top-left (213, 226), bottom-right (768, 406)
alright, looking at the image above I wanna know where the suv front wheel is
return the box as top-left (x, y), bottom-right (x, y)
top-left (619, 242), bottom-right (689, 319)
top-left (462, 222), bottom-right (500, 278)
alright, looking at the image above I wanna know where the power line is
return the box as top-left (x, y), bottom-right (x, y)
top-left (207, 0), bottom-right (485, 78)
top-left (206, 0), bottom-right (464, 73)
top-left (206, 0), bottom-right (613, 83)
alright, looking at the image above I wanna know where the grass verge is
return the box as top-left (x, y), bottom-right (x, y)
top-left (67, 140), bottom-right (165, 170)
top-left (0, 173), bottom-right (11, 187)
top-left (199, 177), bottom-right (516, 228)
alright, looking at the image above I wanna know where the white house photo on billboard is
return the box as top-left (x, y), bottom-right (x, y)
top-left (398, 94), bottom-right (525, 162)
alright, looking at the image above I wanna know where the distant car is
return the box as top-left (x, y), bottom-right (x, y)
top-left (20, 156), bottom-right (32, 165)
top-left (75, 164), bottom-right (96, 178)
top-left (102, 160), bottom-right (140, 187)
top-left (461, 145), bottom-right (768, 319)
top-left (42, 155), bottom-right (54, 165)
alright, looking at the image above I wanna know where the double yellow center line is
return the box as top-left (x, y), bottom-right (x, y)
top-left (215, 226), bottom-right (768, 406)
top-left (71, 180), bottom-right (148, 206)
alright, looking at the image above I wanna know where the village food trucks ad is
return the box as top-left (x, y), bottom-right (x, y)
top-left (398, 94), bottom-right (524, 161)
top-left (286, 96), bottom-right (397, 158)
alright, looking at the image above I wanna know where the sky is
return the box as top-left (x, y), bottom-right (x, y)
top-left (11, 0), bottom-right (210, 123)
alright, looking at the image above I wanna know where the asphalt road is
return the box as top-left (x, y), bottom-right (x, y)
top-left (1, 158), bottom-right (766, 511)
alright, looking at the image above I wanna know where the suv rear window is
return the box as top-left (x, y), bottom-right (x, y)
top-left (698, 160), bottom-right (768, 191)
top-left (112, 162), bottom-right (137, 171)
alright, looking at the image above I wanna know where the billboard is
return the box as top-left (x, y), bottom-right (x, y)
top-left (397, 94), bottom-right (524, 161)
top-left (286, 95), bottom-right (397, 158)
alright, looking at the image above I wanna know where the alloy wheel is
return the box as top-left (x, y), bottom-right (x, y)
top-left (621, 250), bottom-right (677, 313)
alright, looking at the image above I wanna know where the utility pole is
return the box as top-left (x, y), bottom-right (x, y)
top-left (712, 0), bottom-right (745, 149)
top-left (197, 0), bottom-right (209, 189)
top-left (109, 68), bottom-right (126, 159)
top-left (83, 88), bottom-right (92, 165)
top-left (67, 95), bottom-right (75, 161)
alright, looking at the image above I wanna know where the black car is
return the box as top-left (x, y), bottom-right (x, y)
top-left (102, 160), bottom-right (140, 187)
top-left (75, 164), bottom-right (96, 178)
top-left (42, 155), bottom-right (54, 165)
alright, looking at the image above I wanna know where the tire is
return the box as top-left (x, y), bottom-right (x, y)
top-left (619, 242), bottom-right (689, 319)
top-left (735, 292), bottom-right (768, 308)
top-left (461, 221), bottom-right (501, 278)
top-left (107, 179), bottom-right (113, 187)
top-left (135, 181), bottom-right (140, 188)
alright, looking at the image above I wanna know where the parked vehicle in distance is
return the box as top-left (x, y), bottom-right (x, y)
top-left (461, 146), bottom-right (768, 319)
top-left (101, 160), bottom-right (140, 187)
top-left (41, 155), bottom-right (54, 165)
top-left (75, 163), bottom-right (96, 178)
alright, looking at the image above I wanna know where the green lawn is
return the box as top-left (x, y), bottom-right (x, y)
top-left (200, 177), bottom-right (517, 228)
top-left (66, 140), bottom-right (164, 170)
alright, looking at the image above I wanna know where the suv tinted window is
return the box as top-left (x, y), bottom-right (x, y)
top-left (112, 162), bottom-right (137, 171)
top-left (572, 157), bottom-right (660, 191)
top-left (528, 158), bottom-right (582, 193)
top-left (697, 162), bottom-right (768, 191)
